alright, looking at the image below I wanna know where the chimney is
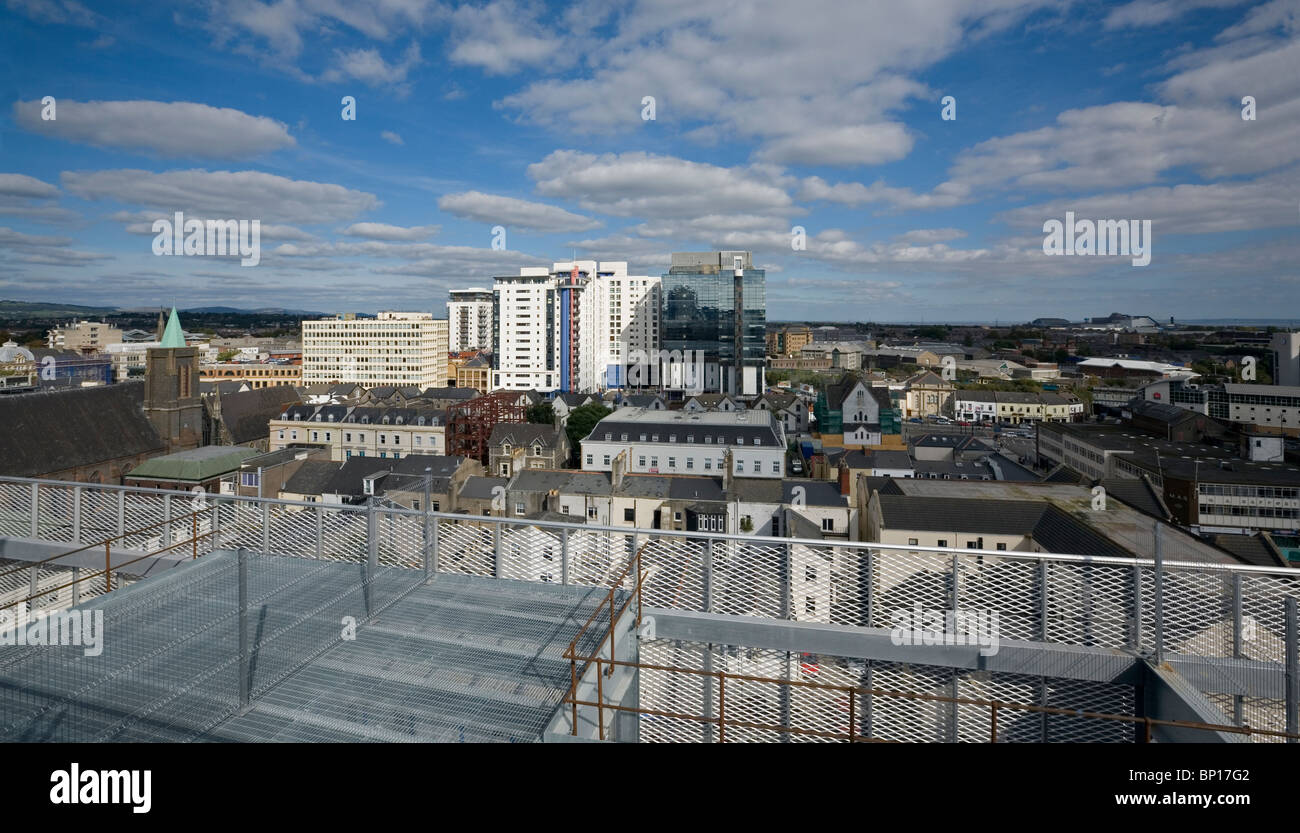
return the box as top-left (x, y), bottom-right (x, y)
top-left (611, 448), bottom-right (627, 490)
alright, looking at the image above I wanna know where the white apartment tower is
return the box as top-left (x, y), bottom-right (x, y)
top-left (491, 261), bottom-right (660, 393)
top-left (592, 262), bottom-right (661, 389)
top-left (447, 288), bottom-right (494, 353)
top-left (302, 312), bottom-right (448, 388)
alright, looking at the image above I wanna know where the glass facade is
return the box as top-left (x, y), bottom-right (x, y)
top-left (660, 260), bottom-right (765, 393)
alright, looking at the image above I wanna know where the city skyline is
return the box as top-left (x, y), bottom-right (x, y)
top-left (1, 1), bottom-right (1298, 322)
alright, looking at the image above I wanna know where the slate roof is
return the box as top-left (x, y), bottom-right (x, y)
top-left (1098, 475), bottom-right (1170, 520)
top-left (323, 454), bottom-right (466, 499)
top-left (781, 479), bottom-right (846, 507)
top-left (0, 381), bottom-right (165, 478)
top-left (281, 460), bottom-right (343, 496)
top-left (874, 494), bottom-right (1131, 558)
top-left (824, 374), bottom-right (893, 412)
top-left (588, 410), bottom-right (783, 447)
top-left (1209, 533), bottom-right (1288, 568)
top-left (458, 475), bottom-right (509, 501)
top-left (489, 423), bottom-right (565, 449)
top-left (218, 386), bottom-right (302, 444)
top-left (843, 449), bottom-right (913, 470)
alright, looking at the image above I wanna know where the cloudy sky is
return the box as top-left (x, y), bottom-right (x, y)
top-left (1, 0), bottom-right (1297, 321)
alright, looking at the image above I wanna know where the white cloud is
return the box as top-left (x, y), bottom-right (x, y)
top-left (13, 99), bottom-right (295, 159)
top-left (62, 169), bottom-right (379, 225)
top-left (438, 190), bottom-right (601, 232)
top-left (0, 173), bottom-right (59, 199)
top-left (324, 41), bottom-right (422, 92)
top-left (342, 222), bottom-right (440, 241)
top-left (1103, 0), bottom-right (1249, 29)
top-left (528, 150), bottom-right (797, 220)
top-left (380, 130), bottom-right (405, 145)
top-left (498, 0), bottom-right (1052, 164)
top-left (447, 0), bottom-right (568, 75)
top-left (754, 124), bottom-right (914, 167)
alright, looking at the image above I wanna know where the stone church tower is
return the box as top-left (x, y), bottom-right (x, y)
top-left (144, 307), bottom-right (203, 453)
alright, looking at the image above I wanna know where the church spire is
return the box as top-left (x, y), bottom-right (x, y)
top-left (159, 307), bottom-right (185, 348)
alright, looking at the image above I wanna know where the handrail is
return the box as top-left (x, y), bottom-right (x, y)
top-left (0, 525), bottom-right (225, 614)
top-left (563, 541), bottom-right (647, 739)
top-left (562, 655), bottom-right (1300, 743)
top-left (0, 504), bottom-right (218, 582)
top-left (2, 475), bottom-right (1295, 575)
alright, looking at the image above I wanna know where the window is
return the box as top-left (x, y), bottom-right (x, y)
top-left (603, 455), bottom-right (611, 465)
top-left (908, 538), bottom-right (919, 546)
top-left (240, 472), bottom-right (259, 487)
top-left (514, 502), bottom-right (525, 516)
top-left (753, 438), bottom-right (760, 446)
top-left (821, 518), bottom-right (834, 532)
top-left (585, 454), bottom-right (593, 465)
top-left (704, 459), bottom-right (712, 470)
top-left (752, 461), bottom-right (760, 473)
top-left (587, 506), bottom-right (597, 519)
top-left (415, 436), bottom-right (422, 446)
top-left (668, 457), bottom-right (676, 469)
top-left (967, 541), bottom-right (977, 549)
top-left (639, 456), bottom-right (646, 467)
top-left (686, 459), bottom-right (694, 470)
top-left (805, 597), bottom-right (816, 616)
top-left (997, 543), bottom-right (1007, 551)
top-left (624, 508), bottom-right (635, 522)
top-left (650, 457), bottom-right (658, 468)
top-left (937, 539), bottom-right (948, 548)
top-left (773, 461), bottom-right (781, 473)
top-left (345, 433), bottom-right (352, 442)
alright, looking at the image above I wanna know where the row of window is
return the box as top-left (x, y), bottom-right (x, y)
top-left (1198, 484), bottom-right (1300, 499)
top-left (1198, 504), bottom-right (1299, 519)
top-left (907, 538), bottom-right (1008, 550)
top-left (278, 429), bottom-right (440, 446)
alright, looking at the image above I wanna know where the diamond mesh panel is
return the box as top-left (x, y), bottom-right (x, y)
top-left (1046, 561), bottom-right (1136, 649)
top-left (872, 551), bottom-right (952, 629)
top-left (0, 482), bottom-right (29, 538)
top-left (636, 639), bottom-right (1137, 743)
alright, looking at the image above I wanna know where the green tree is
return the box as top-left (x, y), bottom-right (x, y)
top-left (565, 402), bottom-right (611, 463)
top-left (526, 402), bottom-right (555, 425)
top-left (216, 349), bottom-right (239, 362)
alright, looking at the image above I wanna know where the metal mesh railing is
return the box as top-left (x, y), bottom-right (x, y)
top-left (1, 476), bottom-right (1296, 743)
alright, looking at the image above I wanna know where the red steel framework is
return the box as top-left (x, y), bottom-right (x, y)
top-left (445, 390), bottom-right (526, 464)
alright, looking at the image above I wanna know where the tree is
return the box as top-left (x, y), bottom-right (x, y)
top-left (216, 349), bottom-right (239, 362)
top-left (526, 402), bottom-right (555, 425)
top-left (565, 402), bottom-right (610, 463)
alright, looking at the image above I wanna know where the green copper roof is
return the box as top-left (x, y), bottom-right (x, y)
top-left (125, 446), bottom-right (260, 482)
top-left (160, 307), bottom-right (186, 348)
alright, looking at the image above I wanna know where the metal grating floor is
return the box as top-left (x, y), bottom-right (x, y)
top-left (1, 552), bottom-right (613, 743)
top-left (204, 574), bottom-right (612, 743)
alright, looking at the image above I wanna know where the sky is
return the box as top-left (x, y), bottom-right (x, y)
top-left (0, 0), bottom-right (1297, 322)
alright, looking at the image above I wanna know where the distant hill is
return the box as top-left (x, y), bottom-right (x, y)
top-left (0, 299), bottom-right (118, 319)
top-left (181, 306), bottom-right (329, 316)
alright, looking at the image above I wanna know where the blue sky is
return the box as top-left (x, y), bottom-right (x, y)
top-left (0, 0), bottom-right (1297, 322)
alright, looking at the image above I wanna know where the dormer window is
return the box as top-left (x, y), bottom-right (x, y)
top-left (533, 444), bottom-right (542, 456)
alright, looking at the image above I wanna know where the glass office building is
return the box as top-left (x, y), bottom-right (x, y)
top-left (661, 251), bottom-right (766, 396)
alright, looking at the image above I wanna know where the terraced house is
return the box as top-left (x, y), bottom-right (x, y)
top-left (268, 404), bottom-right (448, 461)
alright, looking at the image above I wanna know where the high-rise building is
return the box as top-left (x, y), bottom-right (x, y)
top-left (661, 251), bottom-right (765, 396)
top-left (593, 263), bottom-right (661, 389)
top-left (447, 289), bottom-right (494, 353)
top-left (302, 312), bottom-right (448, 388)
top-left (1270, 331), bottom-right (1300, 387)
top-left (491, 261), bottom-right (659, 393)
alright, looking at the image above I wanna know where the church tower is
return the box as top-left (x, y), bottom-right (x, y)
top-left (144, 307), bottom-right (203, 452)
